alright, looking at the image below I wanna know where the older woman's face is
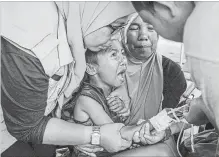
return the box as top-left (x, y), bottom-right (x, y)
top-left (126, 16), bottom-right (158, 61)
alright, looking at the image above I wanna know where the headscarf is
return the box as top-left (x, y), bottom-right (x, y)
top-left (121, 13), bottom-right (163, 125)
top-left (56, 1), bottom-right (135, 97)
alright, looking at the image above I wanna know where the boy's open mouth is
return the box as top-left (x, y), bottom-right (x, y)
top-left (117, 68), bottom-right (126, 82)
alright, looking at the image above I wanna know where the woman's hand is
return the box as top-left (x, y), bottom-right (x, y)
top-left (120, 125), bottom-right (143, 142)
top-left (100, 123), bottom-right (132, 152)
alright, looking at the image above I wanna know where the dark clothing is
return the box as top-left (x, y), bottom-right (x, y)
top-left (75, 82), bottom-right (120, 124)
top-left (180, 129), bottom-right (218, 157)
top-left (162, 56), bottom-right (187, 109)
top-left (67, 81), bottom-right (119, 157)
top-left (1, 141), bottom-right (56, 157)
top-left (63, 81), bottom-right (121, 126)
top-left (1, 37), bottom-right (51, 144)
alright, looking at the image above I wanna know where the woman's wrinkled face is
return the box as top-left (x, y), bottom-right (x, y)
top-left (126, 16), bottom-right (158, 61)
top-left (137, 9), bottom-right (185, 42)
top-left (97, 40), bottom-right (127, 88)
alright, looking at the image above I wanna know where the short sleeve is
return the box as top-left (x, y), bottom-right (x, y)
top-left (1, 38), bottom-right (51, 144)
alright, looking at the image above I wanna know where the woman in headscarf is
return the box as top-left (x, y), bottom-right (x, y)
top-left (121, 13), bottom-right (163, 125)
top-left (110, 13), bottom-right (187, 156)
top-left (120, 13), bottom-right (187, 125)
top-left (1, 2), bottom-right (135, 156)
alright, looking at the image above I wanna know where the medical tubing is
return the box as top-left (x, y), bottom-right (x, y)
top-left (177, 122), bottom-right (186, 157)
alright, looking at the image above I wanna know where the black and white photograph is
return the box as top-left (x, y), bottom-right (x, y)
top-left (1, 1), bottom-right (219, 157)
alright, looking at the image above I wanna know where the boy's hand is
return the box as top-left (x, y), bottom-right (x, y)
top-left (106, 96), bottom-right (130, 120)
top-left (107, 83), bottom-right (131, 120)
top-left (107, 96), bottom-right (125, 113)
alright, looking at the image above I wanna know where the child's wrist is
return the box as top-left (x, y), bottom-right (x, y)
top-left (162, 127), bottom-right (172, 142)
top-left (120, 125), bottom-right (134, 142)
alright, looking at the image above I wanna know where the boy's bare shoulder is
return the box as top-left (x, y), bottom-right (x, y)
top-left (76, 95), bottom-right (104, 112)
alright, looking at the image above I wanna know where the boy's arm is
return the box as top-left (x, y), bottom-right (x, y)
top-left (76, 96), bottom-right (113, 125)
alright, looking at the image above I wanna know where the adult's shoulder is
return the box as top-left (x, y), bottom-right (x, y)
top-left (184, 2), bottom-right (219, 63)
top-left (162, 55), bottom-right (182, 79)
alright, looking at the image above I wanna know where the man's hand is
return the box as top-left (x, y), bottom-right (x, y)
top-left (184, 97), bottom-right (209, 125)
top-left (138, 123), bottom-right (166, 145)
top-left (100, 123), bottom-right (132, 152)
top-left (107, 96), bottom-right (130, 121)
top-left (75, 144), bottom-right (104, 157)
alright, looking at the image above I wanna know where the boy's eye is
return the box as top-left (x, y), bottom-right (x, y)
top-left (111, 51), bottom-right (118, 57)
top-left (121, 49), bottom-right (125, 56)
top-left (129, 24), bottom-right (139, 30)
top-left (148, 25), bottom-right (154, 31)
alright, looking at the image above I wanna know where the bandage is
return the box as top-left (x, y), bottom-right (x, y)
top-left (149, 109), bottom-right (173, 131)
top-left (149, 105), bottom-right (189, 132)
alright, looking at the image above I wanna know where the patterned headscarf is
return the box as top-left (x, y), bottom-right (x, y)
top-left (121, 13), bottom-right (164, 125)
top-left (56, 1), bottom-right (135, 97)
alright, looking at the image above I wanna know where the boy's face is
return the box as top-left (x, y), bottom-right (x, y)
top-left (97, 40), bottom-right (127, 88)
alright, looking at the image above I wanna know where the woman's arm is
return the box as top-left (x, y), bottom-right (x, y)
top-left (43, 118), bottom-right (93, 145)
top-left (1, 39), bottom-right (93, 146)
top-left (1, 39), bottom-right (129, 150)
